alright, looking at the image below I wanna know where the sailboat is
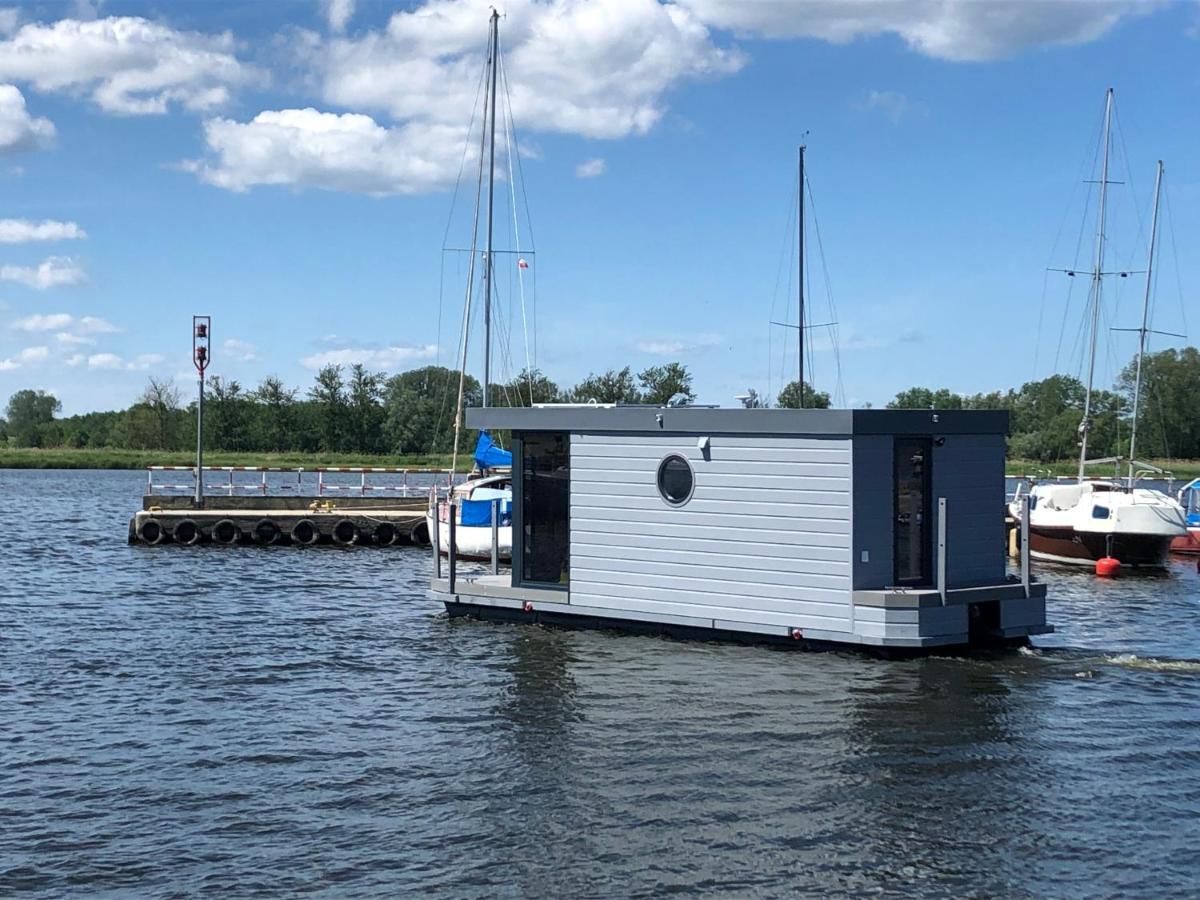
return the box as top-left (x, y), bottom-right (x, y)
top-left (425, 10), bottom-right (523, 561)
top-left (1009, 91), bottom-right (1185, 567)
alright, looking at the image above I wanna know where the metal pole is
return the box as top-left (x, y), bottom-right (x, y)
top-left (1020, 495), bottom-right (1031, 598)
top-left (937, 497), bottom-right (948, 606)
top-left (194, 372), bottom-right (204, 506)
top-left (1079, 88), bottom-right (1114, 480)
top-left (798, 143), bottom-right (806, 409)
top-left (448, 503), bottom-right (457, 594)
top-left (491, 499), bottom-right (499, 575)
top-left (482, 9), bottom-right (499, 408)
top-left (1128, 160), bottom-right (1163, 483)
top-left (433, 493), bottom-right (442, 580)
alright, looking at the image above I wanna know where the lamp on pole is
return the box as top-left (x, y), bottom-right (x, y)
top-left (193, 316), bottom-right (211, 506)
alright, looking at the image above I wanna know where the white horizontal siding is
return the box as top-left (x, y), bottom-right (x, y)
top-left (569, 432), bottom-right (853, 632)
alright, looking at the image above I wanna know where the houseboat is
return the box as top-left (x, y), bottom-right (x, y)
top-left (430, 406), bottom-right (1052, 652)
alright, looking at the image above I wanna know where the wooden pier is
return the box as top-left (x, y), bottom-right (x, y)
top-left (128, 465), bottom-right (446, 547)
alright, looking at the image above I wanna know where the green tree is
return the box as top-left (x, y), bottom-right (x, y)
top-left (383, 365), bottom-right (480, 454)
top-left (205, 376), bottom-right (251, 452)
top-left (140, 379), bottom-right (182, 451)
top-left (887, 387), bottom-right (964, 410)
top-left (3, 389), bottom-right (61, 446)
top-left (565, 366), bottom-right (641, 404)
top-left (637, 363), bottom-right (695, 405)
top-left (347, 363), bottom-right (385, 454)
top-left (490, 368), bottom-right (560, 407)
top-left (308, 364), bottom-right (347, 451)
top-left (249, 375), bottom-right (297, 452)
top-left (777, 380), bottom-right (831, 409)
top-left (1115, 347), bottom-right (1200, 459)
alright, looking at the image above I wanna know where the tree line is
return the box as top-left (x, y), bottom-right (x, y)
top-left (885, 347), bottom-right (1200, 461)
top-left (3, 347), bottom-right (1194, 460)
top-left (0, 361), bottom-right (826, 455)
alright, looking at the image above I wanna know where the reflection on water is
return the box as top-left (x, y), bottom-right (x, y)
top-left (1, 470), bottom-right (1199, 896)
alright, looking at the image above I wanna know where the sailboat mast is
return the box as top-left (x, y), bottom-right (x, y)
top-left (1128, 159), bottom-right (1164, 482)
top-left (482, 9), bottom-right (499, 409)
top-left (798, 143), bottom-right (806, 409)
top-left (1078, 87), bottom-right (1114, 480)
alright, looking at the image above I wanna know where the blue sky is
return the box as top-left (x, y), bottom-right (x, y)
top-left (0, 0), bottom-right (1197, 415)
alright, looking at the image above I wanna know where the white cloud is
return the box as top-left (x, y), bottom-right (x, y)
top-left (0, 218), bottom-right (86, 242)
top-left (55, 331), bottom-right (94, 346)
top-left (863, 89), bottom-right (913, 124)
top-left (676, 0), bottom-right (1157, 62)
top-left (0, 83), bottom-right (54, 153)
top-left (575, 157), bottom-right (606, 179)
top-left (0, 257), bottom-right (85, 289)
top-left (636, 340), bottom-right (686, 355)
top-left (86, 351), bottom-right (123, 369)
top-left (188, 1), bottom-right (740, 195)
top-left (0, 343), bottom-right (50, 369)
top-left (83, 351), bottom-right (161, 370)
top-left (222, 337), bottom-right (257, 361)
top-left (0, 16), bottom-right (259, 115)
top-left (12, 312), bottom-right (73, 331)
top-left (322, 0), bottom-right (355, 34)
top-left (77, 315), bottom-right (118, 333)
top-left (635, 334), bottom-right (721, 355)
top-left (300, 343), bottom-right (438, 370)
top-left (314, 1), bottom-right (741, 138)
top-left (184, 108), bottom-right (471, 195)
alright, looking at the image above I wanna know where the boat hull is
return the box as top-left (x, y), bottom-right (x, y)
top-left (1027, 525), bottom-right (1173, 567)
top-left (1170, 528), bottom-right (1200, 555)
top-left (426, 513), bottom-right (512, 562)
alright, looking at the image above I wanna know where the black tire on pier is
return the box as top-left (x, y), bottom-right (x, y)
top-left (331, 519), bottom-right (359, 546)
top-left (173, 518), bottom-right (201, 546)
top-left (212, 519), bottom-right (241, 545)
top-left (253, 518), bottom-right (281, 546)
top-left (372, 522), bottom-right (397, 546)
top-left (290, 519), bottom-right (320, 546)
top-left (409, 520), bottom-right (429, 546)
top-left (138, 517), bottom-right (165, 545)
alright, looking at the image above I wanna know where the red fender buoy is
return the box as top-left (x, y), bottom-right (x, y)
top-left (1096, 557), bottom-right (1121, 577)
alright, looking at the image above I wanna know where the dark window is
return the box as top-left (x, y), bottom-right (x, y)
top-left (1092, 504), bottom-right (1110, 520)
top-left (521, 432), bottom-right (570, 586)
top-left (657, 455), bottom-right (694, 506)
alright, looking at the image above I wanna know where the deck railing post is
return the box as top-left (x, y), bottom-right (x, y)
top-left (447, 502), bottom-right (457, 594)
top-left (491, 499), bottom-right (499, 575)
top-left (937, 497), bottom-right (948, 606)
top-left (1020, 495), bottom-right (1031, 598)
top-left (433, 493), bottom-right (442, 580)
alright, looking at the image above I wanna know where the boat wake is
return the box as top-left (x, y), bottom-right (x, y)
top-left (1019, 644), bottom-right (1200, 675)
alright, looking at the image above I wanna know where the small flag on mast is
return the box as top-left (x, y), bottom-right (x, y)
top-left (517, 258), bottom-right (529, 269)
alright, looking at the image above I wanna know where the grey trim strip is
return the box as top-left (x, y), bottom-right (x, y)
top-left (466, 406), bottom-right (1008, 436)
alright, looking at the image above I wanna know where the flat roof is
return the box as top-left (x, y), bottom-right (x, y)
top-left (466, 406), bottom-right (1009, 436)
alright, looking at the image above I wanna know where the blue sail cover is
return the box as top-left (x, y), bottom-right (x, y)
top-left (474, 431), bottom-right (513, 469)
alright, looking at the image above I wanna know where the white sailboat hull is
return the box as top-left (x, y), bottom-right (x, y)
top-left (1009, 481), bottom-right (1186, 567)
top-left (426, 513), bottom-right (512, 561)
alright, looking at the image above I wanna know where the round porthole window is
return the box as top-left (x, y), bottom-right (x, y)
top-left (657, 454), bottom-right (694, 506)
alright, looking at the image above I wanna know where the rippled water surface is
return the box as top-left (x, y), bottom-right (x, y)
top-left (3, 469), bottom-right (1200, 897)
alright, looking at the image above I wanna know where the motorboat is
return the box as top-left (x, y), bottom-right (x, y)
top-left (1170, 478), bottom-right (1200, 554)
top-left (1010, 479), bottom-right (1185, 567)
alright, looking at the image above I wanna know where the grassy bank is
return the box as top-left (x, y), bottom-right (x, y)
top-left (5, 447), bottom-right (1199, 480)
top-left (1006, 458), bottom-right (1200, 479)
top-left (0, 447), bottom-right (466, 471)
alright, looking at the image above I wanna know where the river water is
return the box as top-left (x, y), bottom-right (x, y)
top-left (2, 469), bottom-right (1198, 897)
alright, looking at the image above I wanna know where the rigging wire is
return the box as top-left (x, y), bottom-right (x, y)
top-left (498, 47), bottom-right (534, 404)
top-left (767, 165), bottom-right (800, 403)
top-left (804, 173), bottom-right (846, 406)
